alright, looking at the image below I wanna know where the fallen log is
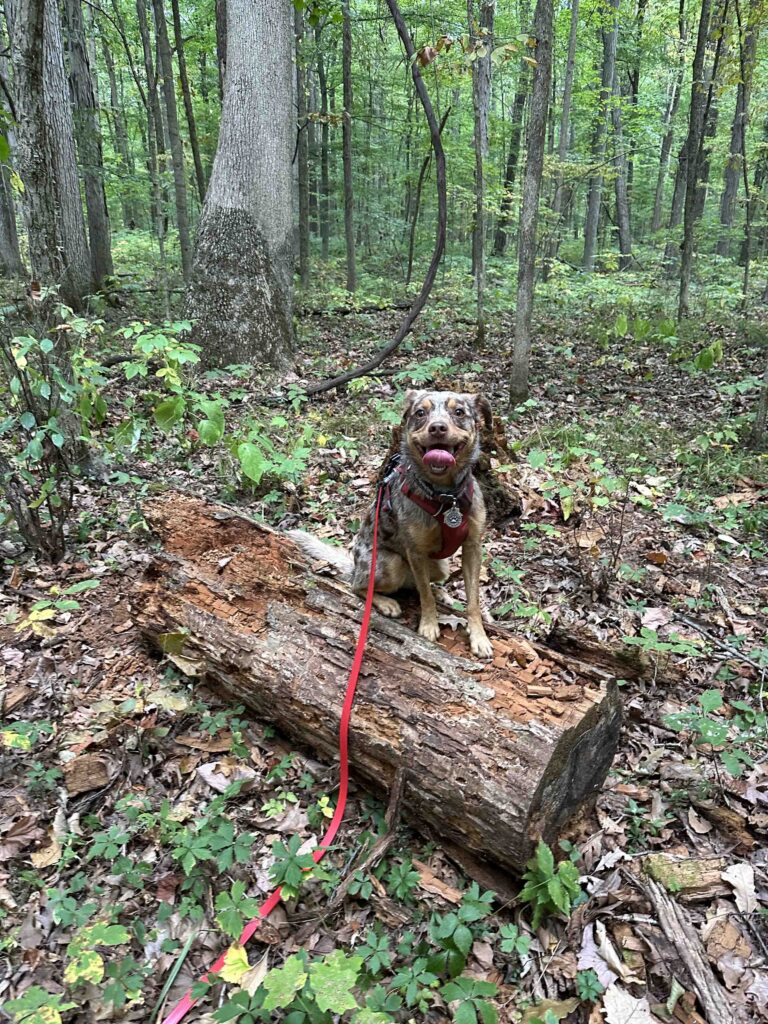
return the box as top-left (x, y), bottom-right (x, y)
top-left (133, 493), bottom-right (621, 873)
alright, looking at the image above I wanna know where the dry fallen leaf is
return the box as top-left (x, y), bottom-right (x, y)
top-left (602, 985), bottom-right (655, 1024)
top-left (721, 863), bottom-right (757, 914)
top-left (412, 859), bottom-right (462, 904)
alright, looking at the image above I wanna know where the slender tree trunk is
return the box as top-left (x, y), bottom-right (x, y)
top-left (186, 0), bottom-right (293, 369)
top-left (543, 0), bottom-right (579, 278)
top-left (42, 0), bottom-right (91, 305)
top-left (510, 0), bottom-right (553, 403)
top-left (492, 88), bottom-right (527, 257)
top-left (64, 0), bottom-right (113, 288)
top-left (583, 0), bottom-right (619, 272)
top-left (295, 4), bottom-right (310, 289)
top-left (315, 23), bottom-right (330, 261)
top-left (342, 0), bottom-right (356, 291)
top-left (651, 0), bottom-right (686, 234)
top-left (716, 13), bottom-right (758, 258)
top-left (406, 109), bottom-right (450, 287)
top-left (611, 72), bottom-right (632, 269)
top-left (151, 0), bottom-right (192, 279)
top-left (678, 0), bottom-right (718, 318)
top-left (626, 0), bottom-right (648, 193)
top-left (469, 0), bottom-right (493, 342)
top-left (215, 0), bottom-right (226, 98)
top-left (740, 110), bottom-right (768, 266)
top-left (0, 161), bottom-right (24, 278)
top-left (101, 35), bottom-right (139, 228)
top-left (170, 0), bottom-right (206, 204)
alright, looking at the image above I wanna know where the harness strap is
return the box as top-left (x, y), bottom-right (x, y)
top-left (398, 468), bottom-right (473, 559)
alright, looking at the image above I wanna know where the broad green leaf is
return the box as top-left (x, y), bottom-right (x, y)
top-left (237, 442), bottom-right (265, 484)
top-left (153, 395), bottom-right (185, 431)
top-left (262, 954), bottom-right (308, 1010)
top-left (310, 950), bottom-right (363, 1014)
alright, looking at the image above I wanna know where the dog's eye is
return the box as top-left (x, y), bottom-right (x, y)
top-left (454, 408), bottom-right (465, 418)
top-left (415, 408), bottom-right (426, 419)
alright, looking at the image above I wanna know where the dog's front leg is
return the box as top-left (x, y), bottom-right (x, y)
top-left (407, 551), bottom-right (441, 643)
top-left (462, 537), bottom-right (494, 658)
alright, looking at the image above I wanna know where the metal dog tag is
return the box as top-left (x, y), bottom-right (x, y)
top-left (444, 504), bottom-right (463, 529)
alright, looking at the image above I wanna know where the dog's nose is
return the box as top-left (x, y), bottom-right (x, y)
top-left (428, 420), bottom-right (449, 437)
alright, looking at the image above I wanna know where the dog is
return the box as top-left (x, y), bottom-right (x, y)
top-left (289, 390), bottom-right (494, 659)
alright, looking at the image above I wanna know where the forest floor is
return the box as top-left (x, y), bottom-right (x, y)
top-left (2, 277), bottom-right (768, 1024)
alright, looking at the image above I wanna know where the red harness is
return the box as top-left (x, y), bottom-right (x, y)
top-left (393, 466), bottom-right (474, 559)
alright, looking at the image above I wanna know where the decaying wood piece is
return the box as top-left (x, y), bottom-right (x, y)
top-left (642, 877), bottom-right (733, 1024)
top-left (133, 493), bottom-right (622, 873)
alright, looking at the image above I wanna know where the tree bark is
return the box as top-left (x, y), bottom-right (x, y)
top-left (406, 109), bottom-right (450, 288)
top-left (295, 4), bottom-right (310, 290)
top-left (611, 71), bottom-right (632, 269)
top-left (582, 0), bottom-right (619, 272)
top-left (170, 0), bottom-right (206, 204)
top-left (651, 0), bottom-right (686, 234)
top-left (215, 0), bottom-right (226, 98)
top-left (315, 23), bottom-right (330, 261)
top-left (510, 0), bottom-right (553, 403)
top-left (626, 0), bottom-right (648, 193)
top-left (492, 85), bottom-right (526, 257)
top-left (186, 0), bottom-right (293, 369)
top-left (43, 0), bottom-right (91, 305)
top-left (678, 0), bottom-right (719, 319)
top-left (469, 0), bottom-right (493, 343)
top-left (542, 0), bottom-right (579, 279)
top-left (64, 0), bottom-right (113, 288)
top-left (134, 492), bottom-right (622, 874)
top-left (342, 0), bottom-right (356, 292)
top-left (716, 12), bottom-right (758, 258)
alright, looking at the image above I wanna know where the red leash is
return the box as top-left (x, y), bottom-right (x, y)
top-left (161, 489), bottom-right (383, 1024)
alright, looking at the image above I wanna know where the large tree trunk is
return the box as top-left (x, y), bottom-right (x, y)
top-left (64, 0), bottom-right (113, 289)
top-left (134, 493), bottom-right (622, 874)
top-left (43, 0), bottom-right (91, 306)
top-left (152, 0), bottom-right (192, 279)
top-left (716, 15), bottom-right (758, 258)
top-left (582, 0), bottom-right (619, 271)
top-left (510, 0), bottom-right (553, 403)
top-left (170, 0), bottom-right (206, 204)
top-left (542, 0), bottom-right (579, 279)
top-left (651, 0), bottom-right (687, 235)
top-left (469, 0), bottom-right (493, 342)
top-left (342, 0), bottom-right (356, 292)
top-left (186, 0), bottom-right (293, 369)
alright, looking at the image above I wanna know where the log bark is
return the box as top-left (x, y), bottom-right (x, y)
top-left (133, 493), bottom-right (622, 874)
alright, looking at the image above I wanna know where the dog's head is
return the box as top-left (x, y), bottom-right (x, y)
top-left (400, 390), bottom-right (492, 483)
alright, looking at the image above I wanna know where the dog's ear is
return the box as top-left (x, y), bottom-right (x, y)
top-left (401, 389), bottom-right (422, 421)
top-left (471, 394), bottom-right (493, 432)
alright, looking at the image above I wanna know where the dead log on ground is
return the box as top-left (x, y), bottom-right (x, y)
top-left (133, 493), bottom-right (622, 874)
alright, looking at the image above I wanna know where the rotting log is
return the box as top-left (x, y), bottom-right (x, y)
top-left (133, 493), bottom-right (622, 873)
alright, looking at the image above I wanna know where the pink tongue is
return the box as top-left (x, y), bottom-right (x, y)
top-left (422, 448), bottom-right (456, 469)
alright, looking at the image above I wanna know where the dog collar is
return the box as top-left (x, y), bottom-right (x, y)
top-left (396, 466), bottom-right (474, 559)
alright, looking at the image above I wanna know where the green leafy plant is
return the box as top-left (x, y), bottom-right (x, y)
top-left (441, 975), bottom-right (498, 1024)
top-left (664, 689), bottom-right (760, 777)
top-left (519, 841), bottom-right (582, 929)
top-left (3, 986), bottom-right (77, 1024)
top-left (575, 968), bottom-right (605, 1002)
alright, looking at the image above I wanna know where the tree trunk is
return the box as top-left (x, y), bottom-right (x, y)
top-left (342, 0), bottom-right (356, 292)
top-left (678, 0), bottom-right (718, 319)
top-left (542, 0), bottom-right (579, 279)
top-left (510, 0), bottom-right (553, 403)
top-left (135, 492), bottom-right (622, 875)
top-left (170, 0), bottom-right (206, 204)
top-left (748, 351), bottom-right (768, 449)
top-left (151, 0), bottom-right (192, 280)
top-left (469, 0), bottom-right (493, 342)
top-left (315, 23), bottom-right (330, 261)
top-left (295, 4), bottom-right (310, 290)
top-left (63, 0), bottom-right (113, 288)
top-left (43, 0), bottom-right (91, 305)
top-left (0, 162), bottom-right (23, 278)
top-left (186, 0), bottom-right (293, 369)
top-left (651, 0), bottom-right (686, 235)
top-left (492, 86), bottom-right (526, 257)
top-left (611, 72), bottom-right (632, 269)
top-left (101, 35), bottom-right (139, 229)
top-left (582, 0), bottom-right (619, 272)
top-left (215, 0), bottom-right (226, 98)
top-left (626, 0), bottom-right (648, 194)
top-left (716, 15), bottom-right (758, 258)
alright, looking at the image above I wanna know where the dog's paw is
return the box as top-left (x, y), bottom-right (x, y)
top-left (469, 630), bottom-right (494, 659)
top-left (374, 595), bottom-right (402, 618)
top-left (418, 618), bottom-right (441, 643)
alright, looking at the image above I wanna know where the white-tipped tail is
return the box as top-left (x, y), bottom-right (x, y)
top-left (287, 530), bottom-right (353, 576)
